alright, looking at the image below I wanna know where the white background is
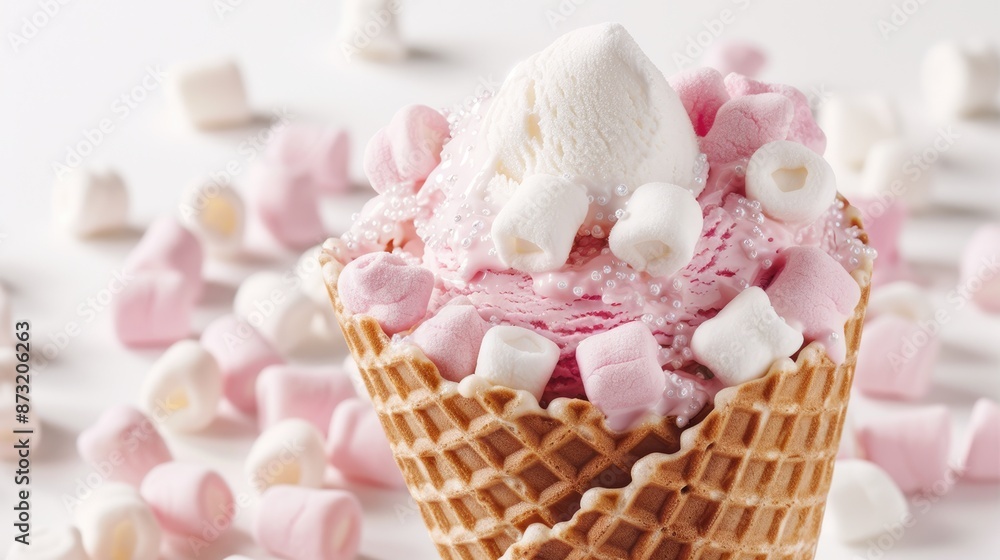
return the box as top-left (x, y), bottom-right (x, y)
top-left (1, 0), bottom-right (1000, 558)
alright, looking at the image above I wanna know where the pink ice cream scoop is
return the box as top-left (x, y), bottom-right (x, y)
top-left (337, 251), bottom-right (434, 334)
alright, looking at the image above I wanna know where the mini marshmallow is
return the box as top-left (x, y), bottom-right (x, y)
top-left (171, 59), bottom-right (251, 129)
top-left (922, 40), bottom-right (1000, 120)
top-left (723, 74), bottom-right (826, 155)
top-left (364, 104), bottom-right (449, 194)
top-left (178, 180), bottom-right (245, 256)
top-left (818, 94), bottom-right (899, 170)
top-left (0, 385), bottom-right (41, 461)
top-left (608, 182), bottom-right (704, 278)
top-left (577, 322), bottom-right (665, 430)
top-left (408, 301), bottom-right (491, 382)
top-left (255, 486), bottom-right (363, 560)
top-left (866, 282), bottom-right (935, 323)
top-left (256, 365), bottom-right (355, 435)
top-left (666, 67), bottom-right (729, 136)
top-left (113, 271), bottom-right (193, 347)
top-left (6, 526), bottom-right (89, 560)
top-left (52, 169), bottom-right (129, 237)
top-left (140, 462), bottom-right (235, 538)
top-left (140, 340), bottom-right (222, 432)
top-left (75, 483), bottom-right (161, 560)
top-left (699, 93), bottom-right (794, 165)
top-left (249, 164), bottom-right (326, 250)
top-left (267, 125), bottom-right (351, 195)
top-left (856, 406), bottom-right (952, 494)
top-left (336, 252), bottom-right (434, 334)
top-left (491, 174), bottom-right (590, 273)
top-left (702, 40), bottom-right (767, 78)
top-left (826, 459), bottom-right (909, 543)
top-left (77, 405), bottom-right (172, 487)
top-left (765, 247), bottom-right (861, 364)
top-left (234, 271), bottom-right (327, 354)
top-left (746, 140), bottom-right (837, 224)
top-left (125, 215), bottom-right (203, 304)
top-left (201, 314), bottom-right (283, 414)
top-left (474, 326), bottom-right (560, 400)
top-left (858, 139), bottom-right (933, 211)
top-left (854, 315), bottom-right (939, 401)
top-left (327, 398), bottom-right (404, 489)
top-left (960, 224), bottom-right (1000, 313)
top-left (690, 287), bottom-right (804, 386)
top-left (246, 418), bottom-right (326, 492)
top-left (957, 398), bottom-right (1000, 482)
top-left (338, 0), bottom-right (406, 62)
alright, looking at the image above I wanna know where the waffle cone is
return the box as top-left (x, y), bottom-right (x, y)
top-left (321, 204), bottom-right (871, 560)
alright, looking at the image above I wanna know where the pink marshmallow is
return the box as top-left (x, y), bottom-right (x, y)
top-left (201, 314), bottom-right (284, 415)
top-left (960, 224), bottom-right (1000, 313)
top-left (408, 301), bottom-right (491, 382)
top-left (249, 164), bottom-right (326, 250)
top-left (266, 125), bottom-right (351, 195)
top-left (77, 405), bottom-right (172, 486)
top-left (699, 93), bottom-right (793, 165)
top-left (125, 216), bottom-right (203, 303)
top-left (256, 365), bottom-right (355, 436)
top-left (255, 485), bottom-right (362, 560)
top-left (853, 196), bottom-right (908, 276)
top-left (724, 73), bottom-right (827, 154)
top-left (363, 104), bottom-right (450, 194)
top-left (113, 271), bottom-right (193, 347)
top-left (702, 40), bottom-right (768, 79)
top-left (856, 406), bottom-right (952, 494)
top-left (667, 67), bottom-right (730, 136)
top-left (854, 315), bottom-right (939, 401)
top-left (140, 462), bottom-right (235, 538)
top-left (577, 322), bottom-right (664, 430)
top-left (337, 252), bottom-right (434, 334)
top-left (958, 398), bottom-right (1000, 482)
top-left (764, 246), bottom-right (862, 364)
top-left (327, 398), bottom-right (404, 489)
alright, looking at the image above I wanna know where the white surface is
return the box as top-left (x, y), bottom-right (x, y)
top-left (1, 1), bottom-right (999, 559)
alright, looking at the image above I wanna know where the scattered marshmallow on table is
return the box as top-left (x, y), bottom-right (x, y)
top-left (0, 385), bottom-right (41, 461)
top-left (690, 287), bottom-right (803, 386)
top-left (140, 340), bottom-right (222, 432)
top-left (818, 93), bottom-right (899, 170)
top-left (745, 140), bottom-right (837, 224)
top-left (364, 104), bottom-right (450, 194)
top-left (77, 405), bottom-right (172, 487)
top-left (699, 93), bottom-right (793, 165)
top-left (702, 39), bottom-right (767, 78)
top-left (75, 483), bottom-right (161, 560)
top-left (666, 67), bottom-right (729, 137)
top-left (255, 485), bottom-right (363, 560)
top-left (408, 300), bottom-right (491, 382)
top-left (960, 224), bottom-right (1000, 313)
top-left (140, 462), bottom-right (235, 538)
top-left (723, 74), bottom-right (826, 155)
top-left (170, 58), bottom-right (252, 129)
top-left (178, 180), bottom-right (245, 256)
top-left (577, 322), bottom-right (665, 430)
top-left (234, 271), bottom-right (327, 354)
top-left (246, 418), bottom-right (326, 492)
top-left (113, 270), bottom-right (193, 347)
top-left (856, 405), bottom-right (952, 494)
top-left (922, 40), bottom-right (1000, 121)
top-left (256, 365), bottom-right (356, 435)
top-left (854, 314), bottom-right (939, 401)
top-left (51, 169), bottom-right (129, 238)
top-left (268, 125), bottom-right (351, 195)
top-left (858, 138), bottom-right (933, 211)
top-left (474, 325), bottom-right (561, 401)
top-left (338, 0), bottom-right (405, 62)
top-left (201, 314), bottom-right (284, 415)
top-left (957, 398), bottom-right (1000, 482)
top-left (609, 182), bottom-right (704, 277)
top-left (6, 526), bottom-right (89, 560)
top-left (248, 164), bottom-right (326, 250)
top-left (866, 281), bottom-right (935, 323)
top-left (337, 252), bottom-right (434, 334)
top-left (491, 174), bottom-right (590, 273)
top-left (125, 215), bottom-right (204, 303)
top-left (327, 398), bottom-right (404, 489)
top-left (826, 459), bottom-right (909, 543)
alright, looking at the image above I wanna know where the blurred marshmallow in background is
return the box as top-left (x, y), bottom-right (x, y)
top-left (6, 526), bottom-right (89, 560)
top-left (827, 459), bottom-right (910, 543)
top-left (234, 270), bottom-right (331, 355)
top-left (818, 93), bottom-right (899, 171)
top-left (170, 58), bottom-right (253, 129)
top-left (52, 169), bottom-right (129, 238)
top-left (960, 224), bottom-right (1000, 314)
top-left (139, 340), bottom-right (223, 433)
top-left (178, 180), bottom-right (246, 257)
top-left (74, 483), bottom-right (161, 560)
top-left (922, 40), bottom-right (1000, 121)
top-left (701, 39), bottom-right (767, 78)
top-left (337, 0), bottom-right (406, 62)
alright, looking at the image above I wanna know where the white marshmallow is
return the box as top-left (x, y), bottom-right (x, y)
top-left (690, 287), bottom-right (804, 386)
top-left (491, 174), bottom-right (589, 273)
top-left (922, 40), bottom-right (1000, 121)
top-left (745, 140), bottom-right (837, 224)
top-left (818, 94), bottom-right (899, 170)
top-left (867, 282), bottom-right (935, 323)
top-left (245, 418), bottom-right (326, 493)
top-left (6, 526), bottom-right (89, 560)
top-left (74, 483), bottom-right (161, 560)
top-left (52, 169), bottom-right (129, 238)
top-left (298, 245), bottom-right (329, 305)
top-left (474, 326), bottom-right (560, 400)
top-left (608, 182), bottom-right (704, 277)
top-left (0, 384), bottom-right (41, 460)
top-left (139, 340), bottom-right (222, 432)
top-left (858, 139), bottom-right (933, 211)
top-left (171, 59), bottom-right (252, 129)
top-left (178, 180), bottom-right (245, 256)
top-left (234, 271), bottom-right (327, 355)
top-left (337, 0), bottom-right (406, 62)
top-left (826, 459), bottom-right (909, 543)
